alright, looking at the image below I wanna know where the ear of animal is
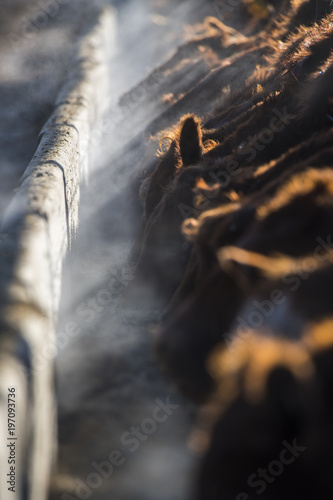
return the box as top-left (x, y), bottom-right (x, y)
top-left (179, 115), bottom-right (203, 167)
top-left (216, 246), bottom-right (263, 292)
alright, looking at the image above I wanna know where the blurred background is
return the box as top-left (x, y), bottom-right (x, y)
top-left (0, 1), bottom-right (220, 499)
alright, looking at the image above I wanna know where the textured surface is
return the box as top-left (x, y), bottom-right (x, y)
top-left (0, 5), bottom-right (115, 500)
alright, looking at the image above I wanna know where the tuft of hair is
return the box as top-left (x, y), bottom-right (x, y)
top-left (203, 16), bottom-right (248, 42)
top-left (257, 168), bottom-right (333, 219)
top-left (156, 134), bottom-right (175, 158)
top-left (203, 138), bottom-right (219, 153)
